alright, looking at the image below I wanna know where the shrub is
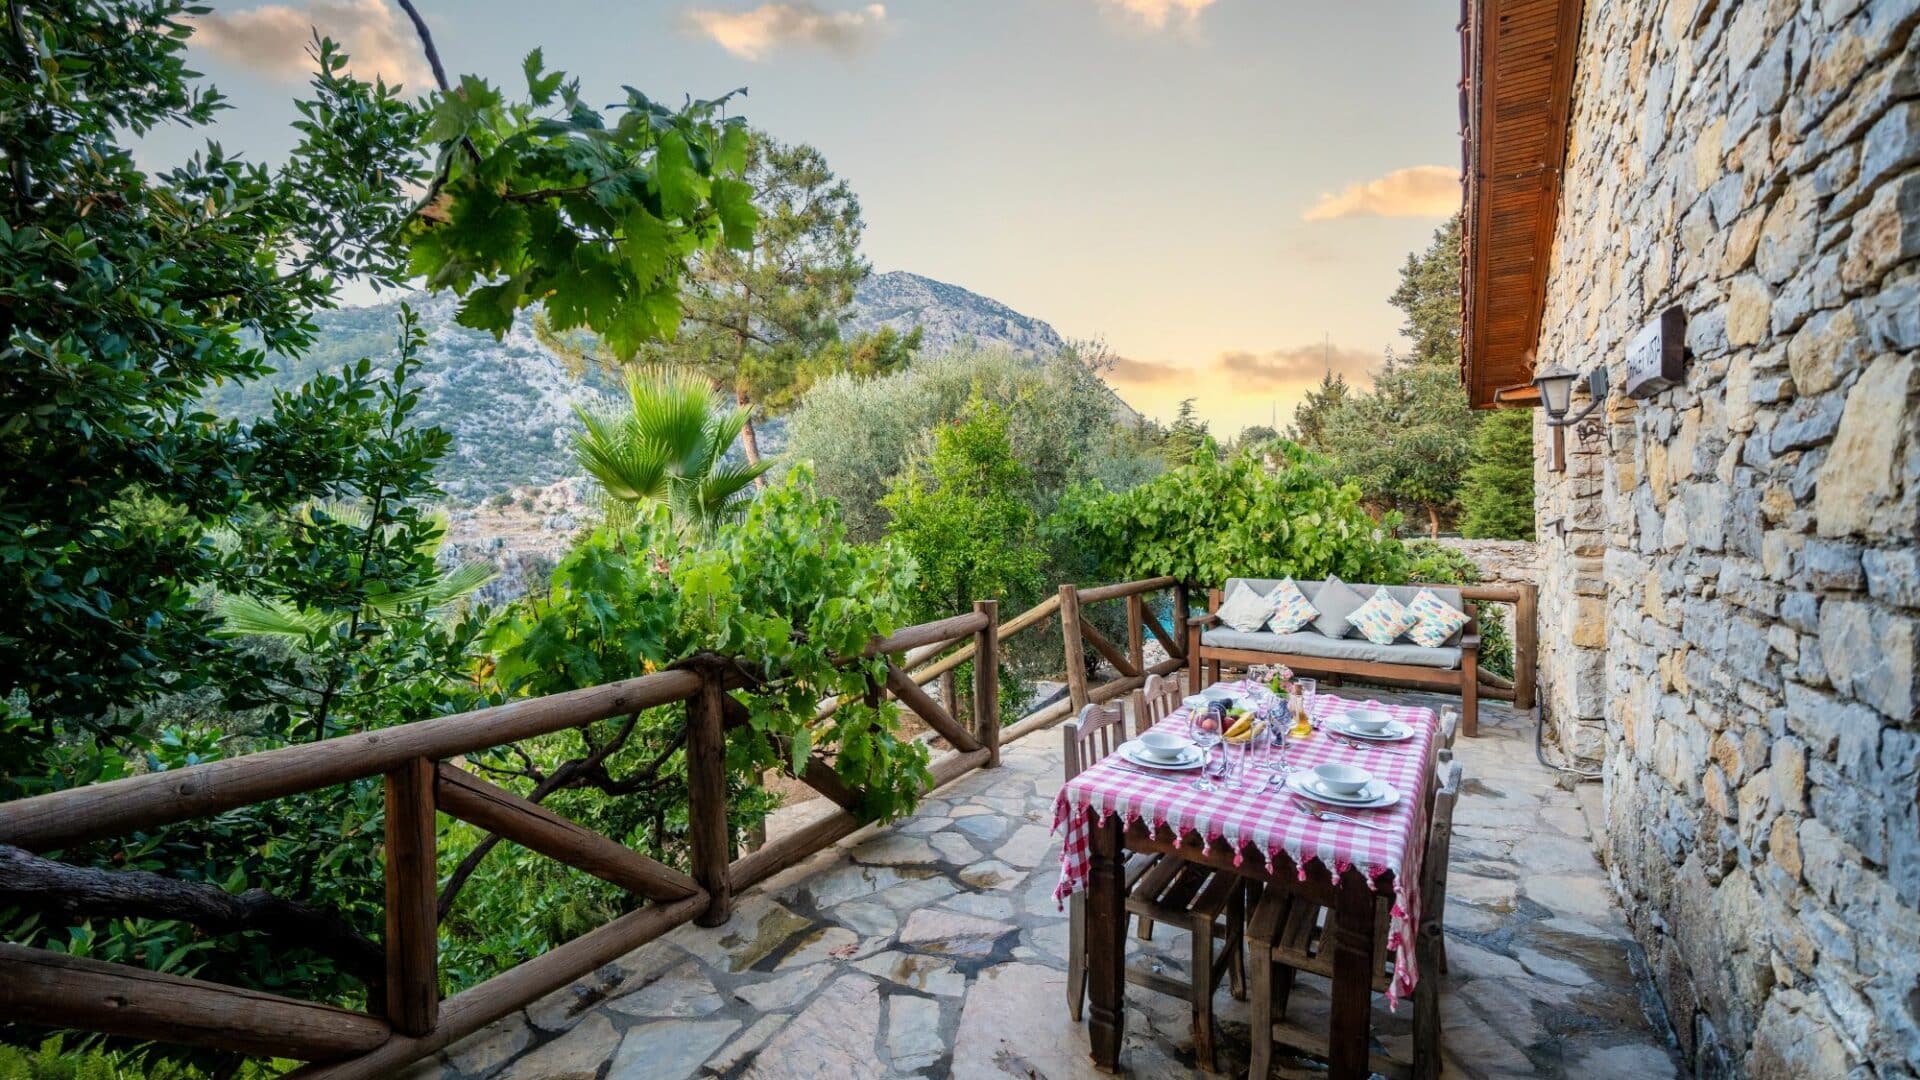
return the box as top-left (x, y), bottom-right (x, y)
top-left (1053, 440), bottom-right (1410, 590)
top-left (784, 344), bottom-right (1156, 540)
top-left (1404, 541), bottom-right (1515, 680)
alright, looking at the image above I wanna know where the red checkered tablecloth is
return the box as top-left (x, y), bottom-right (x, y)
top-left (1050, 684), bottom-right (1439, 1005)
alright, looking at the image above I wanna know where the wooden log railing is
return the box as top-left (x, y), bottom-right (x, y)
top-left (0, 578), bottom-right (1192, 1075)
top-left (0, 599), bottom-right (1021, 1077)
top-left (1058, 576), bottom-right (1190, 715)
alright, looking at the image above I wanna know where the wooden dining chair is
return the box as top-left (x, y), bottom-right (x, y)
top-left (1062, 699), bottom-right (1248, 1072)
top-left (1246, 758), bottom-right (1463, 1080)
top-left (1139, 672), bottom-right (1185, 735)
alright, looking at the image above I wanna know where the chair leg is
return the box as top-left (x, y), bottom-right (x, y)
top-left (1249, 949), bottom-right (1273, 1080)
top-left (1412, 930), bottom-right (1442, 1080)
top-left (1067, 893), bottom-right (1087, 1022)
top-left (1138, 915), bottom-right (1154, 941)
top-left (1226, 883), bottom-right (1247, 1001)
top-left (1191, 918), bottom-right (1218, 1073)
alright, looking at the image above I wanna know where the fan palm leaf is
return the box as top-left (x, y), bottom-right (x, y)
top-left (574, 366), bottom-right (769, 534)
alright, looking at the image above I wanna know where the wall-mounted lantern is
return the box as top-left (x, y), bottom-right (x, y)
top-left (1531, 363), bottom-right (1608, 473)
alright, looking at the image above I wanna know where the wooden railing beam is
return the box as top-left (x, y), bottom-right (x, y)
top-left (1079, 618), bottom-right (1141, 679)
top-left (434, 765), bottom-right (700, 902)
top-left (0, 944), bottom-right (391, 1061)
top-left (0, 669), bottom-right (705, 853)
top-left (883, 663), bottom-right (981, 753)
top-left (1076, 575), bottom-right (1178, 604)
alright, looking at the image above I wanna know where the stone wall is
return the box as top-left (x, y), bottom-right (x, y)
top-left (1431, 537), bottom-right (1543, 590)
top-left (1529, 0), bottom-right (1920, 1075)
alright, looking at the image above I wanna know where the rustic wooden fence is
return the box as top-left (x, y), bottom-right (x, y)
top-left (0, 601), bottom-right (1012, 1078)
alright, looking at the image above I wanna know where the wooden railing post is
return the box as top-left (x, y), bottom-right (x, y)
top-left (1059, 585), bottom-right (1089, 713)
top-left (974, 599), bottom-right (1000, 768)
top-left (383, 757), bottom-right (438, 1036)
top-left (1173, 582), bottom-right (1190, 659)
top-left (1125, 593), bottom-right (1144, 674)
top-left (1515, 582), bottom-right (1539, 712)
top-left (686, 667), bottom-right (733, 927)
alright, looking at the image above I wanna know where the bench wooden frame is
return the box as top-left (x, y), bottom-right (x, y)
top-left (1186, 585), bottom-right (1480, 737)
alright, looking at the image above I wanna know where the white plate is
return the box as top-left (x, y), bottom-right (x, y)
top-left (1326, 715), bottom-right (1415, 742)
top-left (1117, 740), bottom-right (1204, 771)
top-left (1287, 772), bottom-right (1402, 810)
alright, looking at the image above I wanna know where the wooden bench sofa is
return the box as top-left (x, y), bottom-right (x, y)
top-left (1187, 578), bottom-right (1480, 736)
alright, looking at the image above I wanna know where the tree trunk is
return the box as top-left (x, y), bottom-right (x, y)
top-left (736, 390), bottom-right (767, 489)
top-left (1427, 504), bottom-right (1440, 539)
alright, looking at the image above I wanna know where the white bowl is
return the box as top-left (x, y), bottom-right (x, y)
top-left (1312, 763), bottom-right (1373, 797)
top-left (1344, 708), bottom-right (1394, 733)
top-left (1138, 731), bottom-right (1191, 760)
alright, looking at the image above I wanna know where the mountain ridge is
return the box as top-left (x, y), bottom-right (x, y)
top-left (207, 270), bottom-right (1078, 501)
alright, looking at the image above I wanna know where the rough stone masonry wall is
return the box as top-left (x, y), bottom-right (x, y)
top-left (1528, 0), bottom-right (1920, 1075)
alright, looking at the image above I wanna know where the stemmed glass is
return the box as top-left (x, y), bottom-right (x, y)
top-left (1188, 707), bottom-right (1222, 792)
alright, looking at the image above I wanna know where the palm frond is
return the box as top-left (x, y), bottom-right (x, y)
top-left (215, 594), bottom-right (341, 639)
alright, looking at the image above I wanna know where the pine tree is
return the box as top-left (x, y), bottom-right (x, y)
top-left (1459, 407), bottom-right (1537, 539)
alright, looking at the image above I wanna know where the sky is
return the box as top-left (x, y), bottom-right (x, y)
top-left (156, 0), bottom-right (1463, 436)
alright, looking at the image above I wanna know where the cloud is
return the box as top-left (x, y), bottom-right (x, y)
top-left (191, 0), bottom-right (431, 88)
top-left (1216, 344), bottom-right (1379, 389)
top-left (683, 2), bottom-right (888, 60)
top-left (1302, 165), bottom-right (1460, 222)
top-left (1098, 0), bottom-right (1218, 28)
top-left (1107, 355), bottom-right (1187, 384)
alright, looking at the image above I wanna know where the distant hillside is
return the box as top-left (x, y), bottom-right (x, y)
top-left (846, 271), bottom-right (1066, 356)
top-left (206, 271), bottom-right (1076, 501)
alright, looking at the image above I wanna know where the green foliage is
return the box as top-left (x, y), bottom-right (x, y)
top-left (1055, 441), bottom-right (1410, 589)
top-left (0, 1), bottom-right (425, 739)
top-left (786, 344), bottom-right (1157, 540)
top-left (1459, 408), bottom-right (1537, 540)
top-left (882, 399), bottom-right (1046, 619)
top-left (1318, 357), bottom-right (1476, 537)
top-left (483, 466), bottom-right (930, 820)
top-left (1403, 541), bottom-right (1514, 680)
top-left (406, 52), bottom-right (756, 357)
top-left (0, 1036), bottom-right (214, 1080)
top-left (571, 368), bottom-right (772, 534)
top-left (1286, 371), bottom-right (1351, 454)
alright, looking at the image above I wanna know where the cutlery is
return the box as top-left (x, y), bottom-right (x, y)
top-left (1291, 798), bottom-right (1390, 830)
top-left (1332, 733), bottom-right (1406, 754)
top-left (1108, 762), bottom-right (1186, 780)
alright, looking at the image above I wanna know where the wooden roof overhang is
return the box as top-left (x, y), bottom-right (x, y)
top-left (1458, 0), bottom-right (1584, 408)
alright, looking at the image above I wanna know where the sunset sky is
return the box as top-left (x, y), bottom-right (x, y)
top-left (155, 0), bottom-right (1463, 436)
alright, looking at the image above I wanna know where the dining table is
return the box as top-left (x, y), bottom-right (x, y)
top-left (1051, 681), bottom-right (1440, 1078)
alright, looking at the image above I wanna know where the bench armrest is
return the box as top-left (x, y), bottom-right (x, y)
top-left (1190, 612), bottom-right (1221, 629)
top-left (1459, 634), bottom-right (1481, 654)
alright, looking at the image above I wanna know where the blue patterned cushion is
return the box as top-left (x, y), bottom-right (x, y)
top-left (1405, 588), bottom-right (1469, 648)
top-left (1265, 578), bottom-right (1319, 634)
top-left (1346, 587), bottom-right (1416, 646)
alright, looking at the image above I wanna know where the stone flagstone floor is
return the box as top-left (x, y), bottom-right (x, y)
top-left (411, 693), bottom-right (1683, 1079)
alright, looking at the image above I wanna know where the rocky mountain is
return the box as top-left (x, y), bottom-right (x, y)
top-left (845, 271), bottom-right (1066, 356)
top-left (207, 271), bottom-right (1073, 503)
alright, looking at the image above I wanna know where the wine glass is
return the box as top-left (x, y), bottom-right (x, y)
top-left (1189, 707), bottom-right (1221, 792)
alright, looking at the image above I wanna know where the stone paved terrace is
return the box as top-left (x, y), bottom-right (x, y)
top-left (407, 694), bottom-right (1685, 1079)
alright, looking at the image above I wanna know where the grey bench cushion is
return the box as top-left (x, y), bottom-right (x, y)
top-left (1223, 578), bottom-right (1468, 647)
top-left (1201, 627), bottom-right (1463, 670)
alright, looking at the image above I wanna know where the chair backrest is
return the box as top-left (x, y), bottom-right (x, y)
top-left (1419, 759), bottom-right (1463, 903)
top-left (1063, 700), bottom-right (1129, 781)
top-left (1139, 673), bottom-right (1184, 735)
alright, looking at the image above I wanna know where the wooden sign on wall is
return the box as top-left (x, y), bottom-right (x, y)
top-left (1624, 306), bottom-right (1688, 399)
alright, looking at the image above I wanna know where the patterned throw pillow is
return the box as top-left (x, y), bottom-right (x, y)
top-left (1406, 589), bottom-right (1469, 648)
top-left (1347, 587), bottom-right (1417, 646)
top-left (1266, 578), bottom-right (1319, 634)
top-left (1217, 582), bottom-right (1277, 633)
